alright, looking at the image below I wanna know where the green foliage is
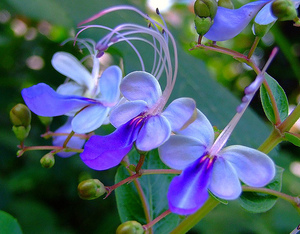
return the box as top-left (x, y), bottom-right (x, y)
top-left (0, 210), bottom-right (22, 234)
top-left (284, 132), bottom-right (300, 147)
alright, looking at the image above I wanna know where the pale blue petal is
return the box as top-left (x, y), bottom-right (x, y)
top-left (51, 52), bottom-right (93, 90)
top-left (208, 157), bottom-right (241, 200)
top-left (99, 65), bottom-right (122, 104)
top-left (109, 100), bottom-right (148, 128)
top-left (53, 117), bottom-right (85, 157)
top-left (219, 145), bottom-right (276, 187)
top-left (121, 71), bottom-right (162, 106)
top-left (136, 115), bottom-right (171, 151)
top-left (177, 109), bottom-right (214, 148)
top-left (205, 1), bottom-right (268, 41)
top-left (162, 98), bottom-right (196, 131)
top-left (159, 135), bottom-right (207, 170)
top-left (254, 2), bottom-right (277, 25)
top-left (56, 82), bottom-right (84, 96)
top-left (168, 157), bottom-right (213, 215)
top-left (72, 104), bottom-right (110, 133)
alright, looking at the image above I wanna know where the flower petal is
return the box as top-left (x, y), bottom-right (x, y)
top-left (159, 135), bottom-right (207, 170)
top-left (109, 100), bottom-right (148, 128)
top-left (135, 115), bottom-right (171, 151)
top-left (219, 145), bottom-right (276, 187)
top-left (56, 82), bottom-right (84, 96)
top-left (21, 83), bottom-right (96, 117)
top-left (177, 109), bottom-right (214, 148)
top-left (51, 52), bottom-right (93, 90)
top-left (121, 71), bottom-right (162, 105)
top-left (167, 157), bottom-right (213, 215)
top-left (208, 157), bottom-right (241, 200)
top-left (162, 98), bottom-right (196, 131)
top-left (72, 104), bottom-right (110, 133)
top-left (204, 1), bottom-right (268, 41)
top-left (52, 117), bottom-right (85, 158)
top-left (99, 65), bottom-right (122, 104)
top-left (80, 120), bottom-right (140, 170)
top-left (254, 2), bottom-right (277, 25)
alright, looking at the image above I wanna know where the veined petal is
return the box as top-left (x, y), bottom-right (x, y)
top-left (80, 119), bottom-right (141, 170)
top-left (162, 98), bottom-right (196, 131)
top-left (159, 135), bottom-right (207, 170)
top-left (208, 157), bottom-right (241, 200)
top-left (53, 117), bottom-right (85, 158)
top-left (167, 157), bottom-right (213, 215)
top-left (254, 2), bottom-right (277, 25)
top-left (135, 115), bottom-right (171, 151)
top-left (56, 82), bottom-right (84, 96)
top-left (51, 52), bottom-right (94, 91)
top-left (99, 65), bottom-right (122, 104)
top-left (219, 145), bottom-right (276, 187)
top-left (21, 83), bottom-right (97, 117)
top-left (204, 1), bottom-right (268, 41)
top-left (177, 109), bottom-right (214, 148)
top-left (72, 104), bottom-right (110, 133)
top-left (109, 100), bottom-right (148, 128)
top-left (121, 71), bottom-right (162, 106)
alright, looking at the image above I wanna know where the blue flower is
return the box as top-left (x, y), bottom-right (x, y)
top-left (204, 0), bottom-right (269, 41)
top-left (159, 109), bottom-right (276, 215)
top-left (22, 43), bottom-right (122, 133)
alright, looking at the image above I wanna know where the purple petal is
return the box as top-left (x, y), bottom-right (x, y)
top-left (121, 71), bottom-right (162, 106)
top-left (159, 135), bottom-right (207, 170)
top-left (53, 117), bottom-right (85, 158)
top-left (56, 82), bottom-right (84, 96)
top-left (162, 98), bottom-right (196, 131)
top-left (208, 157), bottom-right (241, 200)
top-left (219, 145), bottom-right (276, 187)
top-left (51, 52), bottom-right (93, 90)
top-left (99, 65), bottom-right (122, 104)
top-left (177, 109), bottom-right (214, 148)
top-left (72, 105), bottom-right (110, 133)
top-left (204, 1), bottom-right (268, 41)
top-left (21, 83), bottom-right (97, 117)
top-left (109, 100), bottom-right (148, 128)
top-left (135, 115), bottom-right (171, 151)
top-left (80, 119), bottom-right (141, 170)
top-left (167, 157), bottom-right (213, 215)
top-left (254, 2), bottom-right (277, 25)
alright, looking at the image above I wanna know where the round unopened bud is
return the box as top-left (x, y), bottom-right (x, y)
top-left (271, 0), bottom-right (298, 21)
top-left (195, 16), bottom-right (214, 36)
top-left (78, 179), bottom-right (106, 200)
top-left (116, 221), bottom-right (144, 234)
top-left (194, 0), bottom-right (218, 18)
top-left (10, 104), bottom-right (31, 127)
top-left (218, 0), bottom-right (234, 9)
top-left (38, 116), bottom-right (53, 126)
top-left (40, 153), bottom-right (55, 168)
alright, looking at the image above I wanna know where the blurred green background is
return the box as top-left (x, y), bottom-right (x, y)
top-left (0, 0), bottom-right (299, 233)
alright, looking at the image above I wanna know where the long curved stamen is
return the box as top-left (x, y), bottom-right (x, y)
top-left (209, 47), bottom-right (278, 156)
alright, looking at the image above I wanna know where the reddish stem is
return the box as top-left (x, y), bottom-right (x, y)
top-left (143, 209), bottom-right (172, 232)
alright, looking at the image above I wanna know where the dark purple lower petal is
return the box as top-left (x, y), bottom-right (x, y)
top-left (21, 83), bottom-right (97, 116)
top-left (80, 118), bottom-right (142, 170)
top-left (167, 156), bottom-right (214, 215)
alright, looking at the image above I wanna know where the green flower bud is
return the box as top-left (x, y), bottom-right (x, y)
top-left (116, 221), bottom-right (144, 234)
top-left (10, 104), bottom-right (31, 127)
top-left (40, 153), bottom-right (55, 168)
top-left (12, 125), bottom-right (31, 142)
top-left (38, 116), bottom-right (53, 126)
top-left (271, 0), bottom-right (298, 21)
top-left (77, 179), bottom-right (106, 200)
top-left (218, 0), bottom-right (234, 9)
top-left (253, 21), bottom-right (275, 38)
top-left (194, 16), bottom-right (214, 36)
top-left (194, 0), bottom-right (218, 18)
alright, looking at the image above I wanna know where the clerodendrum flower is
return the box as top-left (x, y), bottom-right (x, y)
top-left (21, 40), bottom-right (122, 134)
top-left (79, 6), bottom-right (196, 170)
top-left (159, 52), bottom-right (278, 215)
top-left (204, 0), bottom-right (269, 41)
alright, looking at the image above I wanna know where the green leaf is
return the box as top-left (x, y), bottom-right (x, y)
top-left (284, 132), bottom-right (300, 147)
top-left (115, 149), bottom-right (180, 233)
top-left (260, 74), bottom-right (289, 124)
top-left (238, 166), bottom-right (284, 213)
top-left (0, 210), bottom-right (22, 234)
